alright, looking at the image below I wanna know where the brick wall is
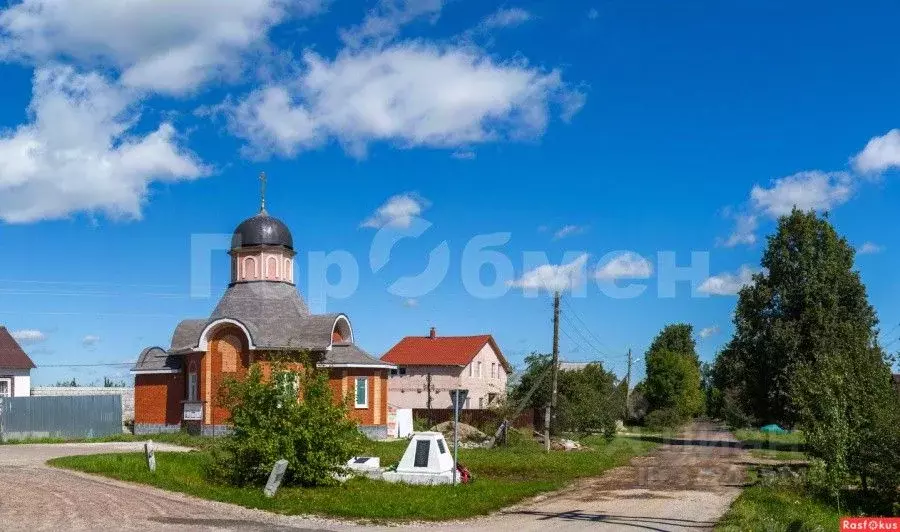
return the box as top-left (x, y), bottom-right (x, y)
top-left (32, 386), bottom-right (135, 422)
top-left (328, 368), bottom-right (388, 426)
top-left (133, 375), bottom-right (183, 425)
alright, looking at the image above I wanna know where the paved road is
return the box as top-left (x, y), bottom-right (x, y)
top-left (0, 442), bottom-right (346, 531)
top-left (0, 423), bottom-right (749, 531)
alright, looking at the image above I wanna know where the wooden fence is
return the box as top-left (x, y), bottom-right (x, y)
top-left (411, 408), bottom-right (536, 431)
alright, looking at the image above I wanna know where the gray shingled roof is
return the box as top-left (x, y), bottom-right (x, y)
top-left (132, 346), bottom-right (182, 373)
top-left (164, 282), bottom-right (382, 367)
top-left (170, 319), bottom-right (207, 352)
top-left (322, 343), bottom-right (394, 367)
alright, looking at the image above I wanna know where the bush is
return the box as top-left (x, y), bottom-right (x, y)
top-left (206, 362), bottom-right (364, 487)
top-left (644, 408), bottom-right (683, 431)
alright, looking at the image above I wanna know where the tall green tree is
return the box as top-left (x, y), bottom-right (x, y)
top-left (511, 353), bottom-right (620, 436)
top-left (643, 324), bottom-right (704, 420)
top-left (713, 209), bottom-right (900, 502)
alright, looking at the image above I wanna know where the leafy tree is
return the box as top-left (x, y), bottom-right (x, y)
top-left (511, 353), bottom-right (619, 437)
top-left (206, 360), bottom-right (364, 487)
top-left (643, 324), bottom-right (704, 423)
top-left (712, 209), bottom-right (900, 503)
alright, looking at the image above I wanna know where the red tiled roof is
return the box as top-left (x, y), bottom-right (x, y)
top-left (0, 327), bottom-right (36, 370)
top-left (381, 334), bottom-right (510, 371)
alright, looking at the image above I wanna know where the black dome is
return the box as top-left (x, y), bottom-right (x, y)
top-left (232, 212), bottom-right (293, 250)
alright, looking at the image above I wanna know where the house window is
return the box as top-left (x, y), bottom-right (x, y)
top-left (0, 378), bottom-right (10, 398)
top-left (478, 397), bottom-right (483, 408)
top-left (355, 377), bottom-right (368, 408)
top-left (491, 363), bottom-right (496, 378)
top-left (187, 372), bottom-right (198, 401)
top-left (477, 361), bottom-right (482, 378)
top-left (276, 372), bottom-right (299, 398)
top-left (488, 393), bottom-right (498, 405)
top-left (468, 363), bottom-right (473, 377)
top-left (389, 367), bottom-right (407, 377)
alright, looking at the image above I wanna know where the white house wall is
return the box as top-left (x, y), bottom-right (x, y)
top-left (386, 343), bottom-right (508, 409)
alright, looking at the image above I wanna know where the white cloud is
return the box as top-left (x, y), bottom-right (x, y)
top-left (509, 253), bottom-right (589, 293)
top-left (552, 224), bottom-right (587, 240)
top-left (339, 0), bottom-right (443, 48)
top-left (0, 0), bottom-right (325, 94)
top-left (481, 7), bottom-right (532, 29)
top-left (82, 335), bottom-right (101, 347)
top-left (720, 213), bottom-right (758, 248)
top-left (0, 66), bottom-right (206, 223)
top-left (11, 329), bottom-right (46, 344)
top-left (451, 149), bottom-right (476, 160)
top-left (402, 298), bottom-right (419, 307)
top-left (751, 171), bottom-right (853, 218)
top-left (361, 193), bottom-right (428, 229)
top-left (587, 8), bottom-right (600, 20)
top-left (852, 129), bottom-right (900, 174)
top-left (594, 252), bottom-right (653, 281)
top-left (699, 325), bottom-right (720, 339)
top-left (858, 242), bottom-right (884, 255)
top-left (227, 42), bottom-right (582, 157)
top-left (699, 265), bottom-right (756, 296)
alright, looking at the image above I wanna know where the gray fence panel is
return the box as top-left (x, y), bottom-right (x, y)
top-left (0, 395), bottom-right (122, 440)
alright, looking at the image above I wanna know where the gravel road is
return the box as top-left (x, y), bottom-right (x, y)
top-left (0, 423), bottom-right (749, 531)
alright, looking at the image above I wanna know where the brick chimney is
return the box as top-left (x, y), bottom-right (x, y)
top-left (429, 327), bottom-right (436, 339)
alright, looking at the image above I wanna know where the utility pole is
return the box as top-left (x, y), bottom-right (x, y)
top-left (545, 291), bottom-right (561, 452)
top-left (624, 349), bottom-right (632, 419)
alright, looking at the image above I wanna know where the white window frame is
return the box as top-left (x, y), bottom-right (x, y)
top-left (468, 363), bottom-right (473, 377)
top-left (354, 377), bottom-right (368, 409)
top-left (0, 377), bottom-right (11, 398)
top-left (477, 361), bottom-right (482, 378)
top-left (491, 363), bottom-right (496, 378)
top-left (187, 372), bottom-right (198, 401)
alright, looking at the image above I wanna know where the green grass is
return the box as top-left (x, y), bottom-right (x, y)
top-left (717, 484), bottom-right (841, 531)
top-left (748, 448), bottom-right (808, 461)
top-left (734, 428), bottom-right (806, 453)
top-left (1, 431), bottom-right (215, 450)
top-left (49, 436), bottom-right (656, 521)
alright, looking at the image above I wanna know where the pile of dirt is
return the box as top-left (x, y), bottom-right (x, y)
top-left (430, 421), bottom-right (488, 442)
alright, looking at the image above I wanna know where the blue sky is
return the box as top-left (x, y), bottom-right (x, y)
top-left (1, 0), bottom-right (898, 386)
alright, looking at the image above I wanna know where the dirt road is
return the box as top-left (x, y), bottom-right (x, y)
top-left (440, 421), bottom-right (750, 531)
top-left (0, 423), bottom-right (749, 531)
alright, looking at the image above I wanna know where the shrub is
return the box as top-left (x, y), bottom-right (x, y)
top-left (206, 362), bottom-right (364, 487)
top-left (644, 408), bottom-right (683, 431)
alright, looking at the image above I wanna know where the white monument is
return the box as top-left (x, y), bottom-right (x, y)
top-left (382, 432), bottom-right (455, 485)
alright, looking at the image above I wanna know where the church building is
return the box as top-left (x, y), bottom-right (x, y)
top-left (131, 182), bottom-right (394, 438)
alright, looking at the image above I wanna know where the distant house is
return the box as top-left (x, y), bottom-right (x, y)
top-left (0, 326), bottom-right (36, 397)
top-left (381, 328), bottom-right (510, 409)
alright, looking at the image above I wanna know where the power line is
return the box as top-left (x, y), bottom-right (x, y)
top-left (559, 314), bottom-right (620, 359)
top-left (37, 362), bottom-right (135, 368)
top-left (560, 295), bottom-right (614, 351)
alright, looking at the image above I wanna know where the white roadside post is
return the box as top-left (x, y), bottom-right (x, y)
top-left (449, 389), bottom-right (468, 485)
top-left (264, 459), bottom-right (289, 498)
top-left (144, 440), bottom-right (156, 472)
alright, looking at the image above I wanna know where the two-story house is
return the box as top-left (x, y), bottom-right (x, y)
top-left (381, 328), bottom-right (510, 409)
